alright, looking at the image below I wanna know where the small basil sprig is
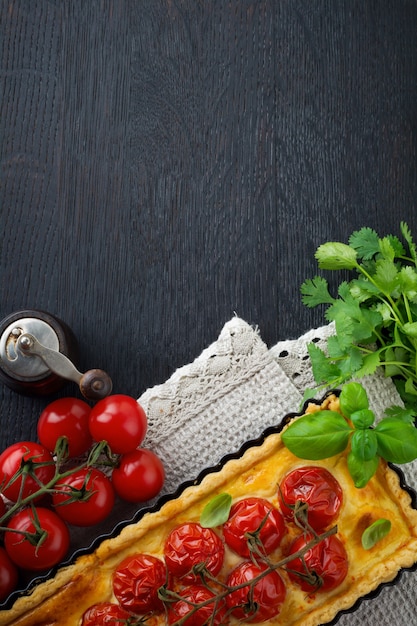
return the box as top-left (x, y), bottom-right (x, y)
top-left (281, 382), bottom-right (417, 488)
top-left (361, 518), bottom-right (392, 549)
top-left (200, 493), bottom-right (232, 528)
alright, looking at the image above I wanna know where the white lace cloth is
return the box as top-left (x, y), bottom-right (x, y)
top-left (139, 316), bottom-right (416, 626)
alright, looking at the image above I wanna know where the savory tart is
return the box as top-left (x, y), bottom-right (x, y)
top-left (1, 394), bottom-right (416, 626)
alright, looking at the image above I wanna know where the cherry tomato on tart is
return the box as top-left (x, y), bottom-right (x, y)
top-left (164, 522), bottom-right (224, 582)
top-left (81, 602), bottom-right (133, 626)
top-left (286, 532), bottom-right (348, 593)
top-left (226, 560), bottom-right (287, 623)
top-left (223, 496), bottom-right (286, 557)
top-left (113, 553), bottom-right (168, 614)
top-left (167, 585), bottom-right (227, 626)
top-left (278, 465), bottom-right (343, 531)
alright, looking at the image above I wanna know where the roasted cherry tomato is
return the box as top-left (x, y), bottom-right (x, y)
top-left (0, 441), bottom-right (55, 503)
top-left (226, 560), bottom-right (286, 622)
top-left (168, 584), bottom-right (227, 626)
top-left (81, 602), bottom-right (133, 625)
top-left (223, 497), bottom-right (286, 557)
top-left (278, 466), bottom-right (343, 531)
top-left (112, 448), bottom-right (165, 503)
top-left (52, 467), bottom-right (115, 526)
top-left (5, 507), bottom-right (70, 571)
top-left (88, 395), bottom-right (147, 454)
top-left (37, 397), bottom-right (92, 458)
top-left (286, 532), bottom-right (348, 592)
top-left (0, 546), bottom-right (18, 603)
top-left (164, 522), bottom-right (224, 582)
top-left (113, 553), bottom-right (168, 614)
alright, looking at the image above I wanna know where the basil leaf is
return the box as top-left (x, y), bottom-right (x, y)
top-left (350, 408), bottom-right (375, 429)
top-left (339, 382), bottom-right (369, 417)
top-left (200, 493), bottom-right (232, 528)
top-left (281, 411), bottom-right (351, 460)
top-left (347, 451), bottom-right (379, 488)
top-left (375, 418), bottom-right (417, 463)
top-left (350, 429), bottom-right (378, 461)
top-left (361, 518), bottom-right (392, 550)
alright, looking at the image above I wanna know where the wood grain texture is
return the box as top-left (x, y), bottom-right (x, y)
top-left (1, 0), bottom-right (417, 434)
top-left (1, 0), bottom-right (417, 617)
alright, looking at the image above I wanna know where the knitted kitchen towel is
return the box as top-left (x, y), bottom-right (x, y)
top-left (140, 316), bottom-right (303, 494)
top-left (138, 316), bottom-right (416, 626)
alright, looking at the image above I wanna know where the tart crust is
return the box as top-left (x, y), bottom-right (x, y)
top-left (1, 395), bottom-right (417, 626)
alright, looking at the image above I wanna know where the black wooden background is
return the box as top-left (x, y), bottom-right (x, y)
top-left (1, 0), bottom-right (417, 613)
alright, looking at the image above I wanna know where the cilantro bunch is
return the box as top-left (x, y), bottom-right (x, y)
top-left (301, 222), bottom-right (417, 411)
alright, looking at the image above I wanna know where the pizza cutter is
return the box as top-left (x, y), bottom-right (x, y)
top-left (0, 310), bottom-right (112, 400)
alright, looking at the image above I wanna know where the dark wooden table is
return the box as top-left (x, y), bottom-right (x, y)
top-left (1, 0), bottom-right (417, 617)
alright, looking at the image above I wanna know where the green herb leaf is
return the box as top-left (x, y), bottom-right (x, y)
top-left (300, 387), bottom-right (322, 406)
top-left (400, 221), bottom-right (417, 263)
top-left (347, 451), bottom-right (379, 488)
top-left (351, 429), bottom-right (378, 461)
top-left (405, 377), bottom-right (417, 397)
top-left (361, 518), bottom-right (392, 549)
top-left (375, 418), bottom-right (417, 463)
top-left (373, 258), bottom-right (398, 295)
top-left (384, 405), bottom-right (416, 425)
top-left (301, 276), bottom-right (335, 307)
top-left (315, 242), bottom-right (358, 270)
top-left (339, 382), bottom-right (369, 417)
top-left (349, 227), bottom-right (380, 260)
top-left (200, 493), bottom-right (232, 528)
top-left (402, 321), bottom-right (417, 339)
top-left (300, 223), bottom-right (417, 412)
top-left (350, 408), bottom-right (375, 429)
top-left (281, 412), bottom-right (352, 460)
top-left (398, 266), bottom-right (417, 298)
top-left (307, 343), bottom-right (342, 386)
top-left (353, 350), bottom-right (381, 377)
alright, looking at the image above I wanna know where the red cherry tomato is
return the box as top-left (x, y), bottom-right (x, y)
top-left (37, 397), bottom-right (92, 458)
top-left (112, 448), bottom-right (165, 503)
top-left (226, 560), bottom-right (286, 622)
top-left (278, 466), bottom-right (343, 531)
top-left (286, 532), bottom-right (348, 592)
top-left (223, 497), bottom-right (286, 557)
top-left (52, 467), bottom-right (115, 526)
top-left (81, 602), bottom-right (133, 626)
top-left (164, 522), bottom-right (224, 582)
top-left (5, 507), bottom-right (70, 571)
top-left (0, 546), bottom-right (18, 603)
top-left (168, 584), bottom-right (227, 626)
top-left (0, 442), bottom-right (55, 502)
top-left (88, 395), bottom-right (147, 454)
top-left (0, 497), bottom-right (6, 518)
top-left (113, 553), bottom-right (168, 614)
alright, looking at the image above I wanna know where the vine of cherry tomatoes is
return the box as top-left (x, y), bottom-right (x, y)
top-left (0, 394), bottom-right (165, 602)
top-left (81, 467), bottom-right (348, 625)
